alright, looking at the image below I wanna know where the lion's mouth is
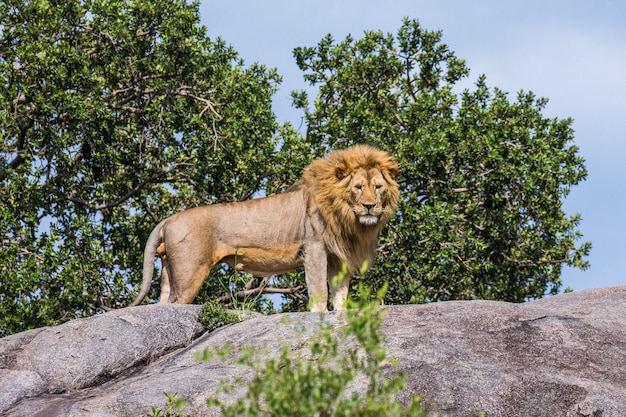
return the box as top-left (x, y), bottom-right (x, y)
top-left (359, 214), bottom-right (379, 226)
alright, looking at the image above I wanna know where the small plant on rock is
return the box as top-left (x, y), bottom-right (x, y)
top-left (197, 298), bottom-right (241, 332)
top-left (147, 392), bottom-right (190, 417)
top-left (198, 272), bottom-right (433, 416)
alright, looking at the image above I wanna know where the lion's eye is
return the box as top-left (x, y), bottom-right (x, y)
top-left (375, 184), bottom-right (382, 189)
top-left (355, 185), bottom-right (363, 191)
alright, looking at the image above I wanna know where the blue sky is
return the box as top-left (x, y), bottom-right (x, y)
top-left (200, 1), bottom-right (626, 293)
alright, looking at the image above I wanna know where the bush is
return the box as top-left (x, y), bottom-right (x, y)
top-left (197, 298), bottom-right (241, 332)
top-left (196, 282), bottom-right (433, 416)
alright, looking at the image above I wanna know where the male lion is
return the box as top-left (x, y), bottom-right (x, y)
top-left (131, 145), bottom-right (399, 312)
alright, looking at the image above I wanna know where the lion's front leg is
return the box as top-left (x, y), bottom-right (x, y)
top-left (330, 271), bottom-right (350, 311)
top-left (304, 240), bottom-right (329, 312)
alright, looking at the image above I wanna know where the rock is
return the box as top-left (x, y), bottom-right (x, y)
top-left (2, 286), bottom-right (626, 416)
top-left (0, 304), bottom-right (204, 414)
top-left (386, 287), bottom-right (626, 416)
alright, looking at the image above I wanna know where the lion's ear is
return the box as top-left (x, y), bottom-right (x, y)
top-left (386, 163), bottom-right (399, 180)
top-left (379, 159), bottom-right (399, 180)
top-left (335, 160), bottom-right (350, 179)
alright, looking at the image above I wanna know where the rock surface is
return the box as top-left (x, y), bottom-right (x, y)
top-left (2, 286), bottom-right (626, 416)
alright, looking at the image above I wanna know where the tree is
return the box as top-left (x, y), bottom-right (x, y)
top-left (287, 18), bottom-right (590, 305)
top-left (0, 0), bottom-right (288, 335)
top-left (1, 8), bottom-right (591, 336)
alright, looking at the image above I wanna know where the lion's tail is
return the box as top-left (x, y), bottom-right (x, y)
top-left (130, 220), bottom-right (166, 307)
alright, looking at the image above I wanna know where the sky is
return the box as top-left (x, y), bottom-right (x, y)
top-left (200, 1), bottom-right (626, 293)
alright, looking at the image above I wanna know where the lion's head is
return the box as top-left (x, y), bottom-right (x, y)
top-left (300, 145), bottom-right (399, 272)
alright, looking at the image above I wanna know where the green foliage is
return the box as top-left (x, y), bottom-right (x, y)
top-left (197, 282), bottom-right (433, 417)
top-left (1, 7), bottom-right (590, 336)
top-left (0, 0), bottom-right (290, 335)
top-left (290, 18), bottom-right (590, 304)
top-left (198, 298), bottom-right (241, 332)
top-left (148, 392), bottom-right (189, 417)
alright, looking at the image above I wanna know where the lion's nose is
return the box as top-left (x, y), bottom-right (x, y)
top-left (363, 203), bottom-right (375, 212)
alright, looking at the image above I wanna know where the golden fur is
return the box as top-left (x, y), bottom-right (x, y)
top-left (131, 145), bottom-right (399, 312)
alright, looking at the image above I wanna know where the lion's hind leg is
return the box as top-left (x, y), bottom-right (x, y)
top-left (168, 260), bottom-right (214, 304)
top-left (159, 254), bottom-right (173, 303)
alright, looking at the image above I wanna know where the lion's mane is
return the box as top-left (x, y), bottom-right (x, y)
top-left (299, 145), bottom-right (400, 273)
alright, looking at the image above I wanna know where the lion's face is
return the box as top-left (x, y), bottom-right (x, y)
top-left (349, 168), bottom-right (392, 226)
top-left (305, 143), bottom-right (399, 236)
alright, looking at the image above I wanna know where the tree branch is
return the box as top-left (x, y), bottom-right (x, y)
top-left (362, 78), bottom-right (408, 130)
top-left (218, 280), bottom-right (306, 304)
top-left (104, 81), bottom-right (222, 120)
top-left (67, 161), bottom-right (190, 211)
top-left (174, 87), bottom-right (222, 119)
top-left (241, 172), bottom-right (274, 201)
top-left (1, 96), bottom-right (34, 179)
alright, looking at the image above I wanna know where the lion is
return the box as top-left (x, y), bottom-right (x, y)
top-left (129, 144), bottom-right (399, 312)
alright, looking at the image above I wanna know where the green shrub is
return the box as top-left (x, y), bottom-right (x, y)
top-left (147, 392), bottom-right (190, 417)
top-left (152, 267), bottom-right (488, 416)
top-left (198, 298), bottom-right (241, 332)
top-left (197, 281), bottom-right (433, 416)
